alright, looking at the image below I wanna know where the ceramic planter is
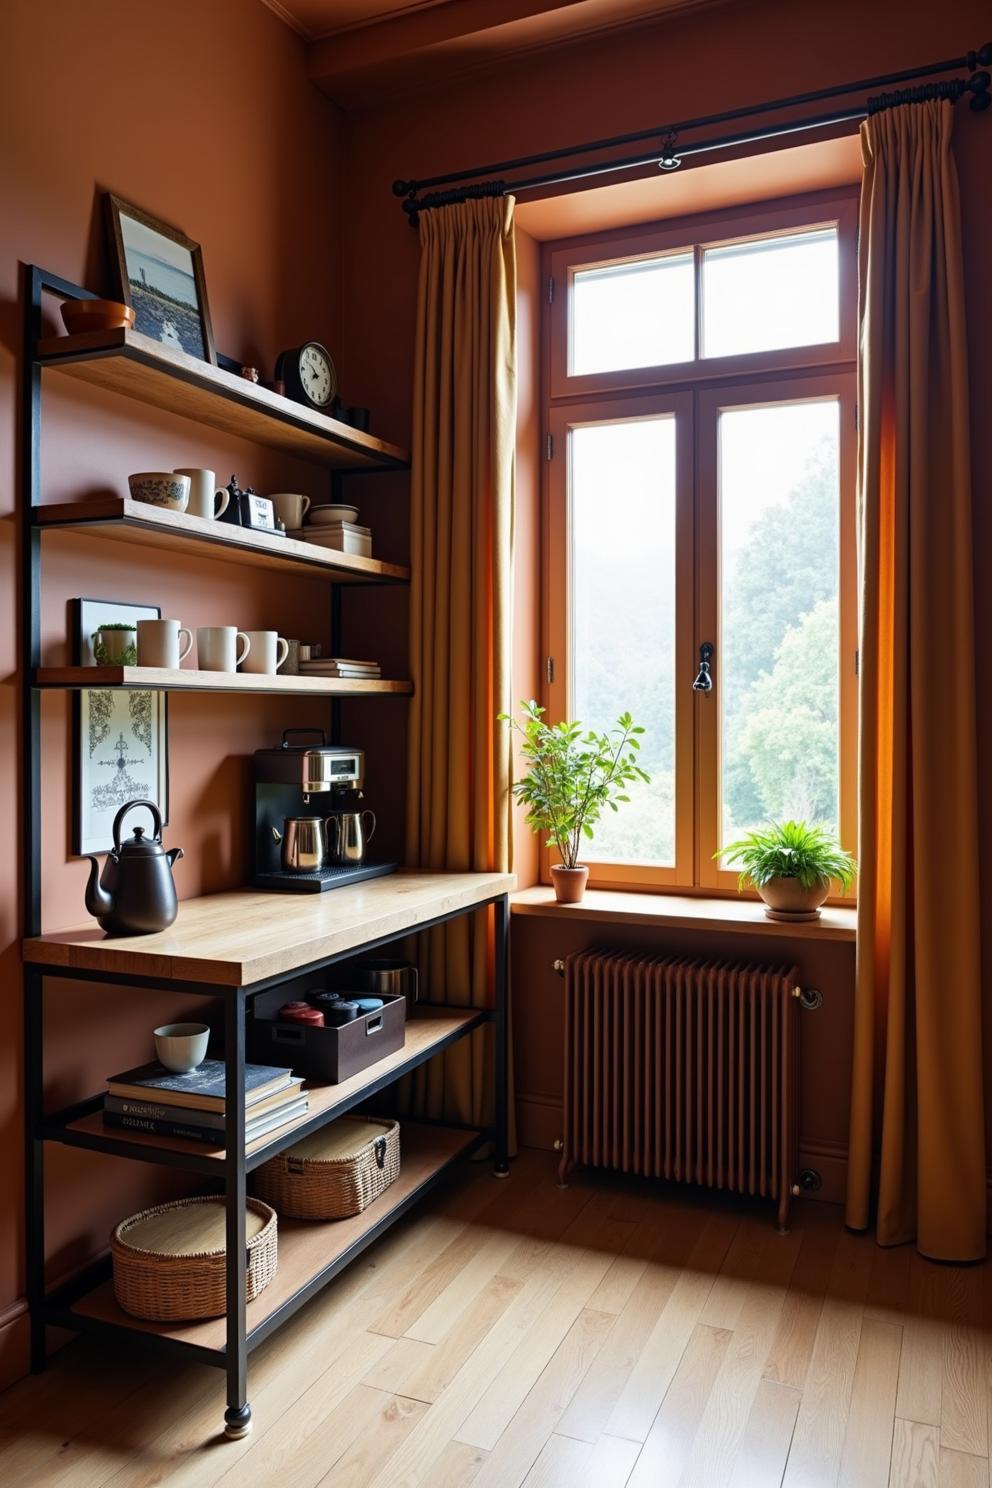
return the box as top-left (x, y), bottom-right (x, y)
top-left (551, 864), bottom-right (589, 904)
top-left (757, 875), bottom-right (830, 922)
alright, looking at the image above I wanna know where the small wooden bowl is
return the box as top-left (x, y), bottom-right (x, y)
top-left (60, 299), bottom-right (136, 335)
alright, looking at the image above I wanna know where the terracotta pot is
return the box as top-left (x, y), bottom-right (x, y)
top-left (757, 876), bottom-right (829, 922)
top-left (551, 864), bottom-right (589, 904)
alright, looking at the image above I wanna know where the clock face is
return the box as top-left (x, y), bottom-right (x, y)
top-left (299, 343), bottom-right (334, 407)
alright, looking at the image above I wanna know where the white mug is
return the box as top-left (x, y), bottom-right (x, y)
top-left (268, 493), bottom-right (311, 530)
top-left (240, 630), bottom-right (289, 674)
top-left (137, 619), bottom-right (193, 669)
top-left (174, 468), bottom-right (229, 521)
top-left (197, 626), bottom-right (251, 671)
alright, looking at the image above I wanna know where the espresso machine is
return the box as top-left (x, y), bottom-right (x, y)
top-left (253, 729), bottom-right (395, 892)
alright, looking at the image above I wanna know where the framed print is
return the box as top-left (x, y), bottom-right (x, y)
top-left (104, 193), bottom-right (216, 364)
top-left (72, 598), bottom-right (170, 856)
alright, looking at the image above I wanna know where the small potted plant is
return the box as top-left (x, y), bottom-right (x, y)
top-left (501, 700), bottom-right (649, 904)
top-left (91, 622), bottom-right (137, 665)
top-left (714, 819), bottom-right (856, 921)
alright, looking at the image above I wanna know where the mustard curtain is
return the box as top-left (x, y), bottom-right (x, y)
top-left (405, 196), bottom-right (516, 1128)
top-left (846, 101), bottom-right (985, 1259)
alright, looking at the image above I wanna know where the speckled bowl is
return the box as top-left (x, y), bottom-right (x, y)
top-left (128, 472), bottom-right (190, 513)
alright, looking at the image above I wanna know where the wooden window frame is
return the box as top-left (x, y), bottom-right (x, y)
top-left (541, 188), bottom-right (858, 900)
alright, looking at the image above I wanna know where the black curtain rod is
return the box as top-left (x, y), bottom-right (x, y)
top-left (394, 41), bottom-right (990, 223)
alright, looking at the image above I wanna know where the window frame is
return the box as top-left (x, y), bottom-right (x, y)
top-left (541, 188), bottom-right (859, 900)
top-left (548, 191), bottom-right (858, 400)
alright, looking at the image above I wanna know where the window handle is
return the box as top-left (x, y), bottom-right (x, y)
top-left (692, 642), bottom-right (714, 694)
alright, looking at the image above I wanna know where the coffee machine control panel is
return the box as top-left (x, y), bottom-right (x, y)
top-left (253, 743), bottom-right (364, 794)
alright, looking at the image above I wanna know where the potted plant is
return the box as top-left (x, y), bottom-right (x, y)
top-left (500, 700), bottom-right (649, 904)
top-left (714, 819), bottom-right (856, 921)
top-left (91, 621), bottom-right (137, 666)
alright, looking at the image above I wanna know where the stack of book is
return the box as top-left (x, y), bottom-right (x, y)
top-left (298, 657), bottom-right (382, 680)
top-left (102, 1059), bottom-right (308, 1147)
top-left (291, 521), bottom-right (372, 557)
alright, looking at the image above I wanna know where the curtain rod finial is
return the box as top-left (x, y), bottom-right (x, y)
top-left (393, 179), bottom-right (415, 197)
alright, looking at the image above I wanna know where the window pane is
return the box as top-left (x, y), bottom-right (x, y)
top-left (570, 417), bottom-right (677, 865)
top-left (571, 254), bottom-right (694, 375)
top-left (719, 399), bottom-right (840, 849)
top-left (702, 229), bottom-right (839, 358)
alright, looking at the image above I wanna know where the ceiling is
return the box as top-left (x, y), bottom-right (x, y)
top-left (261, 0), bottom-right (729, 107)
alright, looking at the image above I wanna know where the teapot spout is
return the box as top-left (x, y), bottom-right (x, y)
top-left (84, 856), bottom-right (114, 920)
top-left (166, 846), bottom-right (184, 867)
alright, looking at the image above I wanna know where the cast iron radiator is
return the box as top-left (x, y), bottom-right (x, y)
top-left (557, 948), bottom-right (801, 1229)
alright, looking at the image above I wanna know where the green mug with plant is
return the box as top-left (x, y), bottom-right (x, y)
top-left (500, 700), bottom-right (649, 903)
top-left (714, 819), bottom-right (856, 921)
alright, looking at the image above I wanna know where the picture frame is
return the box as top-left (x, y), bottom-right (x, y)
top-left (104, 193), bottom-right (216, 364)
top-left (72, 598), bottom-right (170, 856)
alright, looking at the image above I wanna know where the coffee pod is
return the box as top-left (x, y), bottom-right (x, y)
top-left (354, 997), bottom-right (384, 1014)
top-left (320, 999), bottom-right (361, 1027)
top-left (278, 1001), bottom-right (324, 1027)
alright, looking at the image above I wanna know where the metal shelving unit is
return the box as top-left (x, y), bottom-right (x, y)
top-left (20, 264), bottom-right (511, 1439)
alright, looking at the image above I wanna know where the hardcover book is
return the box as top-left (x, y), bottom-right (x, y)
top-left (106, 1058), bottom-right (293, 1112)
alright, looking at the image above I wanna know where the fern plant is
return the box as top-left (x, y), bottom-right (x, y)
top-left (500, 700), bottom-right (649, 869)
top-left (714, 819), bottom-right (856, 892)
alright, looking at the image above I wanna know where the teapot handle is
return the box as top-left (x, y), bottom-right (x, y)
top-left (112, 799), bottom-right (163, 852)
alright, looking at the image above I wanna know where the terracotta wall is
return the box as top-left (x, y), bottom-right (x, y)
top-left (334, 0), bottom-right (992, 1192)
top-left (0, 0), bottom-right (347, 1385)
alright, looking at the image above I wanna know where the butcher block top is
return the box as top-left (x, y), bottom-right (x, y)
top-left (23, 871), bottom-right (515, 988)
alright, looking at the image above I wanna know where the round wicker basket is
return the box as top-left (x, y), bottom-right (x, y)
top-left (254, 1116), bottom-right (400, 1219)
top-left (111, 1196), bottom-right (278, 1321)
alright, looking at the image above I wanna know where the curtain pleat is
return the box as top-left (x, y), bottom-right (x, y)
top-left (846, 101), bottom-right (985, 1259)
top-left (404, 197), bottom-right (516, 1132)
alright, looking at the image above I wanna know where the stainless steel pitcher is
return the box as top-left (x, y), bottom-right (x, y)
top-left (354, 957), bottom-right (419, 1009)
top-left (327, 809), bottom-right (376, 866)
top-left (271, 816), bottom-right (328, 872)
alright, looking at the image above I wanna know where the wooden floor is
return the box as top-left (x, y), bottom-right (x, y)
top-left (1, 1149), bottom-right (990, 1488)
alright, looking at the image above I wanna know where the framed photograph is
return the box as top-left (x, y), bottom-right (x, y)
top-left (104, 193), bottom-right (216, 364)
top-left (72, 598), bottom-right (170, 856)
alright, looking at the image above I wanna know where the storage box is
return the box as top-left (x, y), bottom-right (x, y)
top-left (247, 991), bottom-right (406, 1083)
top-left (254, 1115), bottom-right (400, 1219)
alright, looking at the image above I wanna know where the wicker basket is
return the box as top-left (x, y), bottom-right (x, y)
top-left (254, 1116), bottom-right (400, 1219)
top-left (111, 1196), bottom-right (278, 1322)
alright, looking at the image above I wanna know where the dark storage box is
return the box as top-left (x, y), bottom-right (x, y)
top-left (247, 991), bottom-right (406, 1083)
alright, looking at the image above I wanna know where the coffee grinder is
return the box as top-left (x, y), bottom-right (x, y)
top-left (253, 729), bottom-right (395, 892)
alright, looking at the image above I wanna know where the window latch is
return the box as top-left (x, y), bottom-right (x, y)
top-left (692, 642), bottom-right (714, 694)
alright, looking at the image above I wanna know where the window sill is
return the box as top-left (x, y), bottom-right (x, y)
top-left (510, 886), bottom-right (856, 942)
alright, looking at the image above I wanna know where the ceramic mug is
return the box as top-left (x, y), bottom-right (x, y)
top-left (154, 1022), bottom-right (210, 1074)
top-left (136, 619), bottom-right (193, 669)
top-left (174, 468), bottom-right (230, 521)
top-left (268, 493), bottom-right (311, 530)
top-left (240, 630), bottom-right (289, 674)
top-left (197, 626), bottom-right (251, 671)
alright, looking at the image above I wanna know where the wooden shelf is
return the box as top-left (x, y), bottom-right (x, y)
top-left (35, 328), bottom-right (409, 472)
top-left (53, 1123), bottom-right (477, 1355)
top-left (48, 1006), bottom-right (487, 1171)
top-left (35, 497), bottom-right (409, 585)
top-left (23, 871), bottom-right (517, 987)
top-left (33, 665), bottom-right (413, 698)
top-left (510, 886), bottom-right (857, 942)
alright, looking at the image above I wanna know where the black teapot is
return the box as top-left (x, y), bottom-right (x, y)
top-left (84, 800), bottom-right (183, 936)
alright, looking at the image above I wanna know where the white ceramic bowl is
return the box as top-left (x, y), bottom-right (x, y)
top-left (308, 504), bottom-right (359, 527)
top-left (129, 472), bottom-right (190, 513)
top-left (154, 1022), bottom-right (210, 1074)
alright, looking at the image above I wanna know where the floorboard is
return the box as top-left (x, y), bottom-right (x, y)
top-left (2, 1150), bottom-right (989, 1488)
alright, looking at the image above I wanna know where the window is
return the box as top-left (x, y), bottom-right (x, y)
top-left (544, 193), bottom-right (858, 893)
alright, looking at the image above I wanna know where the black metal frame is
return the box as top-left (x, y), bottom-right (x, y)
top-left (394, 41), bottom-right (991, 220)
top-left (21, 264), bottom-right (511, 1437)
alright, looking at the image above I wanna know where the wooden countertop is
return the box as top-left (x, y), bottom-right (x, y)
top-left (510, 886), bottom-right (857, 942)
top-left (24, 871), bottom-right (516, 987)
